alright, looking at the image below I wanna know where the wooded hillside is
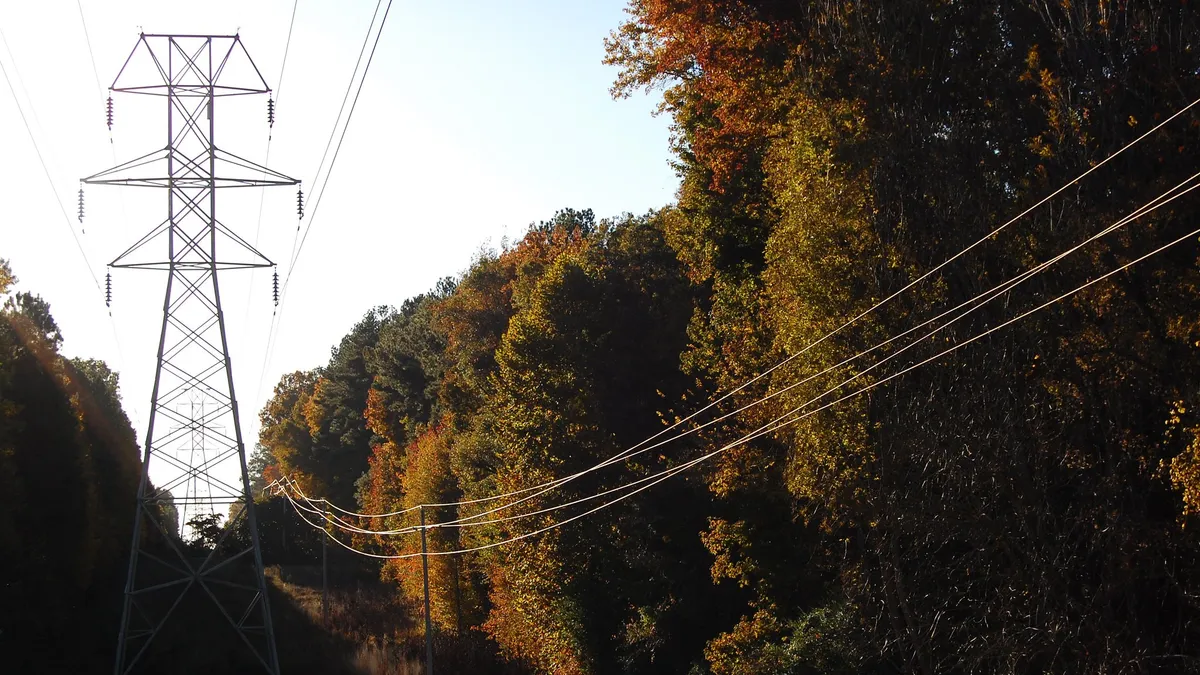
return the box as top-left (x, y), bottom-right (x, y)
top-left (258, 4), bottom-right (1200, 672)
top-left (6, 2), bottom-right (1200, 673)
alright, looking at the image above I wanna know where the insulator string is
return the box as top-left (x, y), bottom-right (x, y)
top-left (77, 183), bottom-right (85, 233)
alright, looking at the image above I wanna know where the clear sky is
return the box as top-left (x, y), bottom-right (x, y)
top-left (0, 0), bottom-right (676, 484)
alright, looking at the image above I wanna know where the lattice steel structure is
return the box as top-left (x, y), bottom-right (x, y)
top-left (83, 34), bottom-right (298, 675)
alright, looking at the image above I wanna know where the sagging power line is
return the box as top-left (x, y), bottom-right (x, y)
top-left (272, 94), bottom-right (1200, 545)
top-left (277, 171), bottom-right (1200, 559)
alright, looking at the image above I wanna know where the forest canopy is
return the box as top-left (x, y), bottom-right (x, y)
top-left (7, 2), bottom-right (1200, 674)
top-left (258, 2), bottom-right (1200, 673)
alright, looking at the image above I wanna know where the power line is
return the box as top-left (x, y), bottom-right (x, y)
top-left (78, 11), bottom-right (148, 434)
top-left (286, 94), bottom-right (1200, 533)
top-left (278, 0), bottom-right (385, 298)
top-left (286, 0), bottom-right (394, 278)
top-left (280, 170), bottom-right (1200, 539)
top-left (255, 0), bottom-right (384, 408)
top-left (272, 92), bottom-right (1200, 526)
top-left (289, 168), bottom-right (1200, 538)
top-left (0, 33), bottom-right (101, 293)
top-left (5, 19), bottom-right (142, 434)
top-left (0, 28), bottom-right (49, 147)
top-left (255, 0), bottom-right (392, 410)
top-left (75, 1), bottom-right (105, 103)
top-left (272, 0), bottom-right (300, 135)
top-left (284, 191), bottom-right (1200, 558)
top-left (243, 0), bottom-right (300, 356)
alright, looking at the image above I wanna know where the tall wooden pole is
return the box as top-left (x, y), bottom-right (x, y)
top-left (322, 509), bottom-right (329, 625)
top-left (421, 505), bottom-right (433, 675)
top-left (452, 556), bottom-right (463, 635)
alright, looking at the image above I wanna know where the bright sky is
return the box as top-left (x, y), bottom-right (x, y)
top-left (0, 1), bottom-right (675, 486)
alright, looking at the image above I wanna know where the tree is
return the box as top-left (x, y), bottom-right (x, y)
top-left (476, 211), bottom-right (723, 673)
top-left (0, 261), bottom-right (142, 673)
top-left (366, 287), bottom-right (453, 449)
top-left (259, 370), bottom-right (320, 491)
top-left (305, 307), bottom-right (392, 505)
top-left (608, 1), bottom-right (1200, 672)
top-left (5, 291), bottom-right (63, 347)
top-left (185, 513), bottom-right (225, 551)
top-left (0, 258), bottom-right (14, 295)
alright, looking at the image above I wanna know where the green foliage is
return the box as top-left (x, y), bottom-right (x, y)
top-left (245, 3), bottom-right (1200, 674)
top-left (260, 369), bottom-right (321, 489)
top-left (308, 307), bottom-right (392, 505)
top-left (5, 290), bottom-right (63, 347)
top-left (475, 212), bottom-right (715, 672)
top-left (185, 513), bottom-right (225, 550)
top-left (705, 603), bottom-right (865, 675)
top-left (366, 288), bottom-right (452, 448)
top-left (298, 210), bottom-right (732, 674)
top-left (0, 258), bottom-right (14, 295)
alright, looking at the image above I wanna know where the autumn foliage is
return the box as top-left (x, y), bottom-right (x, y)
top-left (250, 3), bottom-right (1200, 673)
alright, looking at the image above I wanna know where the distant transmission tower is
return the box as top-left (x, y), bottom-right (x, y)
top-left (172, 390), bottom-right (223, 541)
top-left (82, 34), bottom-right (299, 675)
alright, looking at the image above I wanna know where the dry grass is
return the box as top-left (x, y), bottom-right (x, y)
top-left (351, 637), bottom-right (425, 675)
top-left (268, 564), bottom-right (424, 674)
top-left (266, 564), bottom-right (523, 675)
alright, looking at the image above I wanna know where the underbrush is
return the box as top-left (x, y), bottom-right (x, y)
top-left (268, 564), bottom-right (523, 675)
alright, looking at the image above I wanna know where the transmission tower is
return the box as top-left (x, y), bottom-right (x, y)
top-left (171, 390), bottom-right (223, 541)
top-left (82, 34), bottom-right (298, 675)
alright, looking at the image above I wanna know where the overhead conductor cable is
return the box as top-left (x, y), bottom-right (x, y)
top-left (282, 169), bottom-right (1200, 540)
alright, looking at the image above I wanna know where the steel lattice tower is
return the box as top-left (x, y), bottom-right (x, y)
top-left (82, 34), bottom-right (298, 675)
